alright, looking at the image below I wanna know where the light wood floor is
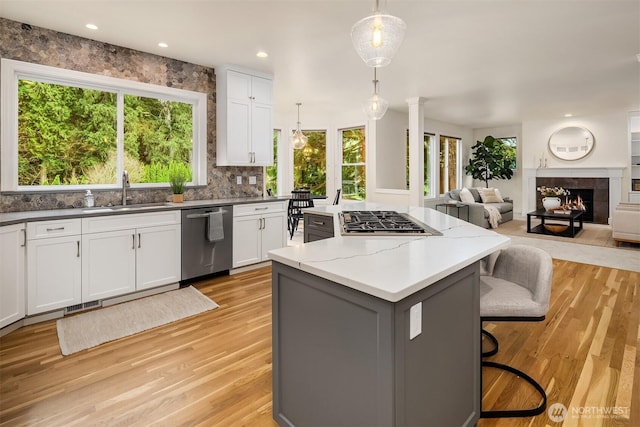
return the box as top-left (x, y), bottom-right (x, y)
top-left (0, 261), bottom-right (638, 426)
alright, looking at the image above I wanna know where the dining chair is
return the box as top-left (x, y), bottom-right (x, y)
top-left (287, 190), bottom-right (314, 239)
top-left (333, 188), bottom-right (341, 205)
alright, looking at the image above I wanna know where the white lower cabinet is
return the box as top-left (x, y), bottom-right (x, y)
top-left (82, 229), bottom-right (137, 301)
top-left (0, 223), bottom-right (26, 328)
top-left (26, 219), bottom-right (82, 315)
top-left (136, 224), bottom-right (181, 290)
top-left (233, 202), bottom-right (286, 268)
top-left (82, 212), bottom-right (181, 300)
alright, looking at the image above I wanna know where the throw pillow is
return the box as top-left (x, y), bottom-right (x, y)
top-left (459, 187), bottom-right (475, 204)
top-left (478, 187), bottom-right (504, 204)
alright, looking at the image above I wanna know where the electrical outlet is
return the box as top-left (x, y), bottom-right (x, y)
top-left (249, 176), bottom-right (257, 185)
top-left (409, 302), bottom-right (422, 340)
top-left (236, 176), bottom-right (242, 185)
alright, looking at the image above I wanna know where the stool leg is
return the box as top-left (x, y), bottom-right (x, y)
top-left (481, 329), bottom-right (499, 357)
top-left (481, 361), bottom-right (547, 418)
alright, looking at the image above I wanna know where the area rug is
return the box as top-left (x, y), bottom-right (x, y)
top-left (56, 286), bottom-right (218, 355)
top-left (494, 219), bottom-right (626, 249)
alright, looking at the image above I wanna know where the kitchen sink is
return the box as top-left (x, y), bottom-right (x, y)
top-left (82, 202), bottom-right (173, 214)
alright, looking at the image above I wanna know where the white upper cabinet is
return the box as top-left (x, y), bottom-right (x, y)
top-left (217, 66), bottom-right (274, 166)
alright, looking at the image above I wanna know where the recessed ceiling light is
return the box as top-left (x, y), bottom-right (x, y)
top-left (158, 42), bottom-right (169, 48)
top-left (256, 51), bottom-right (268, 58)
top-left (564, 113), bottom-right (573, 118)
top-left (86, 23), bottom-right (98, 30)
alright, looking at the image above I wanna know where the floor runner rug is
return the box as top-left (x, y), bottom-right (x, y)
top-left (57, 286), bottom-right (218, 355)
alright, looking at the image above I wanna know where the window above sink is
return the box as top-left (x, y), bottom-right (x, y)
top-left (0, 58), bottom-right (208, 192)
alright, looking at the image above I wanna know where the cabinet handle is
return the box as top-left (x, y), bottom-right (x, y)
top-left (312, 220), bottom-right (325, 225)
top-left (77, 241), bottom-right (80, 258)
top-left (46, 227), bottom-right (64, 232)
top-left (254, 207), bottom-right (269, 211)
top-left (21, 229), bottom-right (26, 247)
top-left (138, 233), bottom-right (141, 248)
top-left (132, 234), bottom-right (136, 250)
top-left (262, 218), bottom-right (265, 229)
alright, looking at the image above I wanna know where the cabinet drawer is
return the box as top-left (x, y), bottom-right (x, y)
top-left (304, 213), bottom-right (334, 234)
top-left (234, 201), bottom-right (286, 217)
top-left (82, 210), bottom-right (181, 234)
top-left (27, 219), bottom-right (81, 240)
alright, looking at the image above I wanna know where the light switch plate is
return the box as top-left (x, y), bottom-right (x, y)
top-left (249, 176), bottom-right (257, 185)
top-left (409, 302), bottom-right (422, 340)
top-left (236, 176), bottom-right (242, 185)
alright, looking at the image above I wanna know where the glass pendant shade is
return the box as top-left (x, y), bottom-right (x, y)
top-left (363, 93), bottom-right (389, 120)
top-left (290, 102), bottom-right (307, 149)
top-left (362, 69), bottom-right (388, 120)
top-left (351, 1), bottom-right (407, 67)
top-left (290, 129), bottom-right (308, 149)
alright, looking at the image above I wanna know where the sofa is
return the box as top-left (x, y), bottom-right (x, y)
top-left (443, 188), bottom-right (513, 228)
top-left (612, 203), bottom-right (640, 246)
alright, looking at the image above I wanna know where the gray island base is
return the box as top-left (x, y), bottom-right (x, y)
top-left (272, 261), bottom-right (480, 427)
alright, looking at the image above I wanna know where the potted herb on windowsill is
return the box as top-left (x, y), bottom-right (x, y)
top-left (169, 171), bottom-right (187, 203)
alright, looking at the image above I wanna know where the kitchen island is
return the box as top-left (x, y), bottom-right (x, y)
top-left (268, 202), bottom-right (510, 427)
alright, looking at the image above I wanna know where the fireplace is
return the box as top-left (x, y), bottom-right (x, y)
top-left (536, 177), bottom-right (608, 223)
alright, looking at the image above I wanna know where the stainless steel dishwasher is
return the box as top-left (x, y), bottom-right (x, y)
top-left (181, 205), bottom-right (233, 281)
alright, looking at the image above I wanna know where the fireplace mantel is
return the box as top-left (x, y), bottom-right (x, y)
top-left (523, 167), bottom-right (624, 223)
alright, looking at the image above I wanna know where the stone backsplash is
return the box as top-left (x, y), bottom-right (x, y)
top-left (0, 18), bottom-right (264, 213)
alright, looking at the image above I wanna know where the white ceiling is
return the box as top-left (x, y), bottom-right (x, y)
top-left (1, 0), bottom-right (639, 128)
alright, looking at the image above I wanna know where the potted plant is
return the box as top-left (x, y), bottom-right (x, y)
top-left (168, 166), bottom-right (189, 203)
top-left (464, 136), bottom-right (514, 188)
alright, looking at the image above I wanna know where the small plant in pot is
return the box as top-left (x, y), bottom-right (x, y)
top-left (168, 168), bottom-right (188, 203)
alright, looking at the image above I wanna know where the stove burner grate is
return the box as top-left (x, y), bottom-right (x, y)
top-left (340, 210), bottom-right (442, 236)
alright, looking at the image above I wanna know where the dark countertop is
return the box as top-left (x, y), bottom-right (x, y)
top-left (0, 197), bottom-right (289, 227)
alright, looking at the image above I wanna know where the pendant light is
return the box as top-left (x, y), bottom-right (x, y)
top-left (351, 0), bottom-right (407, 68)
top-left (290, 103), bottom-right (308, 149)
top-left (362, 68), bottom-right (388, 120)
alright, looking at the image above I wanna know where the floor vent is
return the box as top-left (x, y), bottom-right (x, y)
top-left (64, 300), bottom-right (101, 314)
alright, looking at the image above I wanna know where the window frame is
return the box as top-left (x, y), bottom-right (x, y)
top-left (339, 126), bottom-right (366, 201)
top-left (1, 58), bottom-right (208, 192)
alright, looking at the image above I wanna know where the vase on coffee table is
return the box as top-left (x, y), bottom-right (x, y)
top-left (542, 197), bottom-right (561, 211)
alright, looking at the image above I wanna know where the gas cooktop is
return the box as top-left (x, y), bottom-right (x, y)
top-left (339, 210), bottom-right (442, 236)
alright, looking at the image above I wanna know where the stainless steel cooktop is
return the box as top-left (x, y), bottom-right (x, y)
top-left (339, 210), bottom-right (442, 236)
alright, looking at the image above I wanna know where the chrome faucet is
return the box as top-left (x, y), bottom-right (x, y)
top-left (122, 170), bottom-right (131, 205)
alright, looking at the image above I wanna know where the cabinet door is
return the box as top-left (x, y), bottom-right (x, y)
top-left (27, 235), bottom-right (81, 314)
top-left (251, 101), bottom-right (274, 165)
top-left (136, 224), bottom-right (181, 290)
top-left (0, 224), bottom-right (25, 328)
top-left (82, 229), bottom-right (136, 301)
top-left (251, 76), bottom-right (273, 105)
top-left (226, 97), bottom-right (252, 164)
top-left (232, 215), bottom-right (262, 268)
top-left (261, 212), bottom-right (287, 261)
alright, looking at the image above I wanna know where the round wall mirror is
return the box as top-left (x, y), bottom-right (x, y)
top-left (548, 126), bottom-right (595, 161)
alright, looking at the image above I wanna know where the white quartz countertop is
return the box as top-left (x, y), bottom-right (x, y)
top-left (268, 202), bottom-right (510, 302)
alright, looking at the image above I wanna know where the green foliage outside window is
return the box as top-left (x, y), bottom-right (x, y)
top-left (294, 130), bottom-right (326, 196)
top-left (17, 79), bottom-right (193, 186)
top-left (405, 132), bottom-right (433, 195)
top-left (341, 128), bottom-right (366, 200)
top-left (265, 130), bottom-right (278, 195)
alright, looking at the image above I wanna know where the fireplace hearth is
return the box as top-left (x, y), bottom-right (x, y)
top-left (536, 178), bottom-right (608, 223)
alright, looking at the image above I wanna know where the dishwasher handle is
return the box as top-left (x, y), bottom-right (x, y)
top-left (186, 213), bottom-right (211, 219)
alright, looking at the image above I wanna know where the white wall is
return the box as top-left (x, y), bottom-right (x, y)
top-left (473, 125), bottom-right (523, 215)
top-left (375, 109), bottom-right (408, 189)
top-left (521, 111), bottom-right (629, 209)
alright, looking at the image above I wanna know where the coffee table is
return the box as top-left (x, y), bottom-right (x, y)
top-left (526, 208), bottom-right (585, 238)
